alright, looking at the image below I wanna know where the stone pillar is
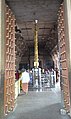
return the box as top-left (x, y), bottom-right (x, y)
top-left (0, 0), bottom-right (5, 118)
top-left (64, 0), bottom-right (71, 115)
top-left (15, 55), bottom-right (21, 70)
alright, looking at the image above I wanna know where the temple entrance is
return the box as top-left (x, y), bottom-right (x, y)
top-left (0, 0), bottom-right (71, 118)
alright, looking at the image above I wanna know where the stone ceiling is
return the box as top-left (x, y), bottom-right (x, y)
top-left (6, 0), bottom-right (63, 57)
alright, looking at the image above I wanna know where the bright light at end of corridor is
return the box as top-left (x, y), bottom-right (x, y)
top-left (35, 20), bottom-right (38, 23)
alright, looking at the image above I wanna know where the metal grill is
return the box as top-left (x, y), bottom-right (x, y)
top-left (41, 71), bottom-right (56, 88)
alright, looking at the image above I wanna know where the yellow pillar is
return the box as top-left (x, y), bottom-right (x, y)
top-left (33, 20), bottom-right (39, 87)
top-left (34, 20), bottom-right (39, 68)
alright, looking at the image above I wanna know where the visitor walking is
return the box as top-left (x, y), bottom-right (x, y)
top-left (20, 68), bottom-right (30, 93)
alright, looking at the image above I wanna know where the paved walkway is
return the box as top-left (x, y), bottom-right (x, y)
top-left (5, 87), bottom-right (70, 119)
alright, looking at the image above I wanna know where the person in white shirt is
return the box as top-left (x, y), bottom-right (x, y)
top-left (20, 69), bottom-right (30, 93)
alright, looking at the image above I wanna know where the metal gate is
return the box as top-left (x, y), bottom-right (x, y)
top-left (4, 5), bottom-right (15, 114)
top-left (58, 3), bottom-right (70, 112)
top-left (41, 72), bottom-right (56, 88)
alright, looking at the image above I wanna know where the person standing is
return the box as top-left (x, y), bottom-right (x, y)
top-left (20, 69), bottom-right (30, 93)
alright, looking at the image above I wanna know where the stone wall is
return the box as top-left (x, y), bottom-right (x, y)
top-left (0, 0), bottom-right (5, 118)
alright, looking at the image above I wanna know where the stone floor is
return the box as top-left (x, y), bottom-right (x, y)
top-left (5, 86), bottom-right (71, 119)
